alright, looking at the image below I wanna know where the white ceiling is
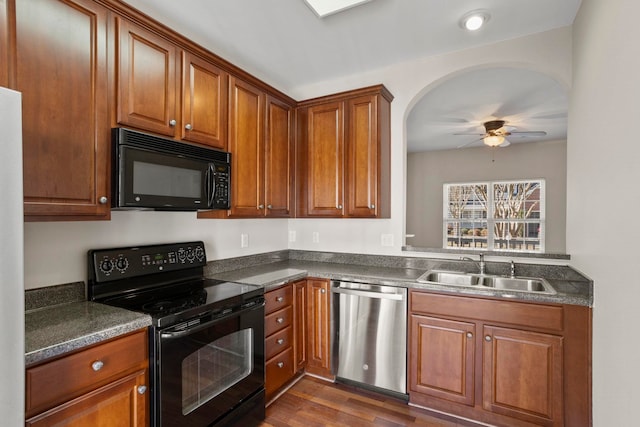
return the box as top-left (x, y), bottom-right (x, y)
top-left (122, 0), bottom-right (580, 152)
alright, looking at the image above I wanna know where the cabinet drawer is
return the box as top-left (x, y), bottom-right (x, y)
top-left (265, 305), bottom-right (293, 336)
top-left (26, 330), bottom-right (148, 417)
top-left (266, 326), bottom-right (293, 360)
top-left (265, 284), bottom-right (293, 314)
top-left (410, 292), bottom-right (563, 331)
top-left (266, 347), bottom-right (294, 398)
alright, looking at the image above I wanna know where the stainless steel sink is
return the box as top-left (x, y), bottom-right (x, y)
top-left (479, 276), bottom-right (556, 294)
top-left (416, 270), bottom-right (481, 286)
top-left (416, 270), bottom-right (556, 294)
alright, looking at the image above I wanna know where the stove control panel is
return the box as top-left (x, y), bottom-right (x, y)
top-left (89, 241), bottom-right (207, 282)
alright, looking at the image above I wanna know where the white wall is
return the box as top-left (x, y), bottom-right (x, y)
top-left (569, 0), bottom-right (640, 423)
top-left (407, 140), bottom-right (567, 251)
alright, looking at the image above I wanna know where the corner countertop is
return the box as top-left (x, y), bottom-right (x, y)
top-left (211, 260), bottom-right (592, 307)
top-left (25, 301), bottom-right (151, 366)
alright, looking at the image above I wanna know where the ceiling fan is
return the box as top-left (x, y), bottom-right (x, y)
top-left (455, 120), bottom-right (547, 148)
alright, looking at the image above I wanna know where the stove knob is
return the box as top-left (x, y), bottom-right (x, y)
top-left (177, 248), bottom-right (186, 263)
top-left (99, 259), bottom-right (113, 275)
top-left (115, 256), bottom-right (129, 272)
top-left (194, 246), bottom-right (205, 262)
top-left (186, 248), bottom-right (195, 262)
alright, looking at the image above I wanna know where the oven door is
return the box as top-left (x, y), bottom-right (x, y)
top-left (157, 302), bottom-right (265, 427)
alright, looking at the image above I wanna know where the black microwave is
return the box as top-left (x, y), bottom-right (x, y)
top-left (112, 128), bottom-right (230, 211)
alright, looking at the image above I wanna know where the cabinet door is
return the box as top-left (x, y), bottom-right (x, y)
top-left (483, 325), bottom-right (563, 425)
top-left (409, 314), bottom-right (475, 406)
top-left (0, 0), bottom-right (8, 87)
top-left (228, 76), bottom-right (264, 216)
top-left (293, 280), bottom-right (307, 371)
top-left (264, 95), bottom-right (294, 217)
top-left (116, 17), bottom-right (177, 137)
top-left (305, 102), bottom-right (344, 217)
top-left (25, 370), bottom-right (148, 427)
top-left (346, 94), bottom-right (378, 217)
top-left (16, 0), bottom-right (109, 219)
top-left (306, 279), bottom-right (331, 377)
top-left (181, 51), bottom-right (227, 149)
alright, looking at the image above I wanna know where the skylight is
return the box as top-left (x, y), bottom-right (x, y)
top-left (303, 0), bottom-right (373, 18)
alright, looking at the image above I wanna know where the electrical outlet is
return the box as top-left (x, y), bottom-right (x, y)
top-left (289, 230), bottom-right (296, 243)
top-left (241, 233), bottom-right (249, 248)
top-left (312, 232), bottom-right (320, 243)
top-left (381, 234), bottom-right (394, 247)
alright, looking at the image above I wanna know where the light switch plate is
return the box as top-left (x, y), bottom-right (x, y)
top-left (312, 232), bottom-right (320, 243)
top-left (381, 234), bottom-right (394, 247)
top-left (289, 230), bottom-right (296, 243)
top-left (241, 233), bottom-right (249, 248)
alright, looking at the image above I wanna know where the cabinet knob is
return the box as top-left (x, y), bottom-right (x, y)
top-left (169, 119), bottom-right (177, 126)
top-left (337, 204), bottom-right (343, 209)
top-left (485, 335), bottom-right (492, 342)
top-left (185, 123), bottom-right (192, 130)
top-left (91, 360), bottom-right (104, 371)
top-left (277, 362), bottom-right (284, 368)
top-left (276, 296), bottom-right (284, 302)
top-left (99, 196), bottom-right (108, 205)
top-left (258, 204), bottom-right (264, 209)
top-left (321, 288), bottom-right (326, 294)
top-left (370, 204), bottom-right (375, 209)
top-left (267, 204), bottom-right (273, 209)
top-left (466, 332), bottom-right (473, 339)
top-left (276, 317), bottom-right (284, 324)
top-left (277, 338), bottom-right (284, 345)
top-left (137, 385), bottom-right (147, 395)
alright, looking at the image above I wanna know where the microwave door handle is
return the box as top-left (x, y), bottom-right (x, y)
top-left (206, 164), bottom-right (215, 207)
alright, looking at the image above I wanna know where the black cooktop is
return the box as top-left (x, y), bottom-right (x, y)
top-left (87, 242), bottom-right (264, 328)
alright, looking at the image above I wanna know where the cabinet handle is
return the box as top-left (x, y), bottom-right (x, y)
top-left (276, 317), bottom-right (284, 324)
top-left (466, 332), bottom-right (473, 339)
top-left (99, 196), bottom-right (108, 205)
top-left (91, 360), bottom-right (104, 371)
top-left (277, 362), bottom-right (284, 368)
top-left (277, 338), bottom-right (284, 345)
top-left (258, 204), bottom-right (264, 209)
top-left (185, 123), bottom-right (192, 130)
top-left (485, 335), bottom-right (492, 342)
top-left (169, 119), bottom-right (177, 126)
top-left (137, 385), bottom-right (147, 395)
top-left (276, 296), bottom-right (284, 302)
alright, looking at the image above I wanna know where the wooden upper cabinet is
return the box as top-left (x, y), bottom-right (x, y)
top-left (227, 76), bottom-right (264, 216)
top-left (0, 0), bottom-right (8, 87)
top-left (181, 51), bottom-right (227, 149)
top-left (116, 17), bottom-right (178, 137)
top-left (265, 95), bottom-right (294, 217)
top-left (15, 0), bottom-right (110, 220)
top-left (297, 85), bottom-right (392, 218)
top-left (304, 101), bottom-right (344, 217)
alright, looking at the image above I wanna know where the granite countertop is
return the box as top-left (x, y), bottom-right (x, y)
top-left (25, 301), bottom-right (151, 366)
top-left (212, 259), bottom-right (592, 307)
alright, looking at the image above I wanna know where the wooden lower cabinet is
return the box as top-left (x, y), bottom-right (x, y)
top-left (25, 329), bottom-right (149, 426)
top-left (293, 280), bottom-right (307, 371)
top-left (409, 291), bottom-right (591, 427)
top-left (305, 278), bottom-right (332, 378)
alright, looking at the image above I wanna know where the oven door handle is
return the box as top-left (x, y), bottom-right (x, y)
top-left (160, 302), bottom-right (263, 340)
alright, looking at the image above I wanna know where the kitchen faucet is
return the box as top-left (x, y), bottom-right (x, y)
top-left (461, 253), bottom-right (486, 275)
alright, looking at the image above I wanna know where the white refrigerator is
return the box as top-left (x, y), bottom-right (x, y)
top-left (0, 87), bottom-right (25, 425)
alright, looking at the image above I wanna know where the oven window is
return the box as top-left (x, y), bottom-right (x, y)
top-left (182, 328), bottom-right (253, 415)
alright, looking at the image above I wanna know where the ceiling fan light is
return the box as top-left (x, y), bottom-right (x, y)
top-left (483, 135), bottom-right (505, 147)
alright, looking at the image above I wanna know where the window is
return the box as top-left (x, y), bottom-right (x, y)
top-left (444, 180), bottom-right (545, 252)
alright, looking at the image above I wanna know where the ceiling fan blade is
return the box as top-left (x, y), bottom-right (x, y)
top-left (453, 132), bottom-right (485, 136)
top-left (499, 140), bottom-right (511, 147)
top-left (509, 130), bottom-right (547, 136)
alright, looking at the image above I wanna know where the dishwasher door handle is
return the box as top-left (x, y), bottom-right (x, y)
top-left (332, 287), bottom-right (404, 300)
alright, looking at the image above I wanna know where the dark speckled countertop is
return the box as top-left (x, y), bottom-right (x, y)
top-left (25, 299), bottom-right (151, 366)
top-left (211, 259), bottom-right (592, 307)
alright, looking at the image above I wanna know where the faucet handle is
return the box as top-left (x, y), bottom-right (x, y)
top-left (510, 260), bottom-right (516, 277)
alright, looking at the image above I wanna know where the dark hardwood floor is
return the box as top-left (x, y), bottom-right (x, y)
top-left (260, 376), bottom-right (475, 427)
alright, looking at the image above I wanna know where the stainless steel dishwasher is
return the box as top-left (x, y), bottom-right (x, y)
top-left (331, 280), bottom-right (407, 398)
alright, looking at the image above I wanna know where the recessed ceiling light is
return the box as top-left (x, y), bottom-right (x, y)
top-left (304, 0), bottom-right (373, 18)
top-left (460, 10), bottom-right (490, 31)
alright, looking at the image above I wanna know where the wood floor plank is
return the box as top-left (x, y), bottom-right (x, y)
top-left (261, 376), bottom-right (472, 427)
